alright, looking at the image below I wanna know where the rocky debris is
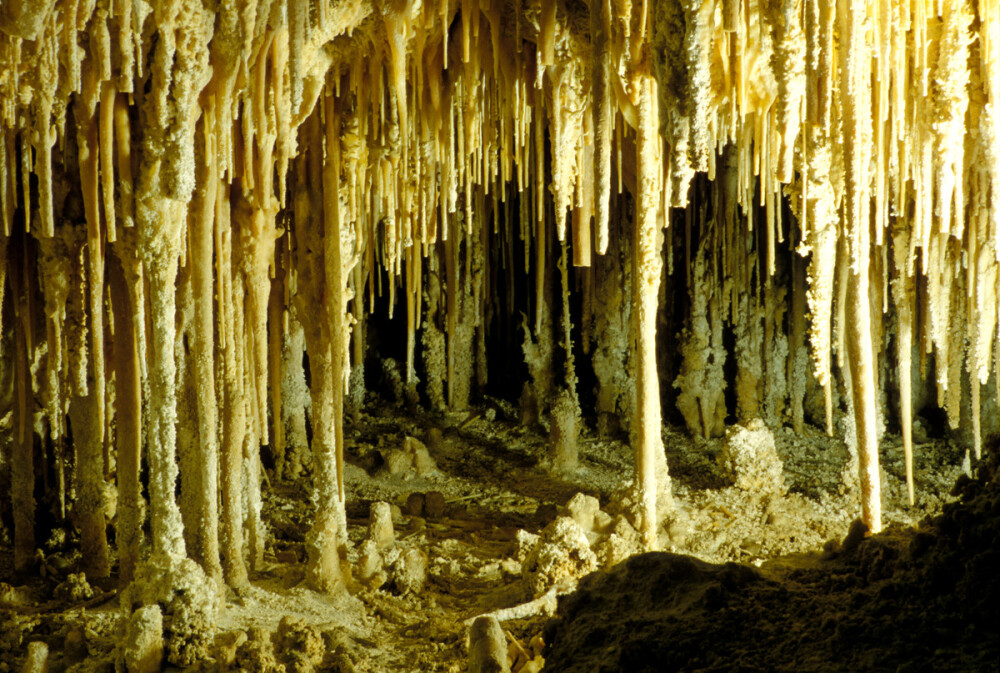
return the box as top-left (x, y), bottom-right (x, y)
top-left (53, 573), bottom-right (94, 603)
top-left (507, 631), bottom-right (545, 673)
top-left (211, 630), bottom-right (246, 671)
top-left (718, 419), bottom-right (785, 496)
top-left (235, 627), bottom-right (283, 673)
top-left (392, 547), bottom-right (428, 595)
top-left (121, 605), bottom-right (164, 673)
top-left (385, 436), bottom-right (440, 479)
top-left (468, 616), bottom-right (509, 673)
top-left (277, 616), bottom-right (325, 673)
top-left (517, 495), bottom-right (643, 594)
top-left (122, 556), bottom-right (221, 667)
top-left (543, 447), bottom-right (1000, 673)
top-left (522, 517), bottom-right (598, 595)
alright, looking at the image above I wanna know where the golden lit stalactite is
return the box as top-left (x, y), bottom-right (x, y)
top-left (634, 68), bottom-right (670, 550)
top-left (682, 0), bottom-right (715, 174)
top-left (31, 43), bottom-right (55, 239)
top-left (591, 0), bottom-right (613, 254)
top-left (838, 0), bottom-right (881, 533)
top-left (932, 0), bottom-right (973, 243)
top-left (768, 0), bottom-right (805, 184)
top-left (99, 85), bottom-right (117, 243)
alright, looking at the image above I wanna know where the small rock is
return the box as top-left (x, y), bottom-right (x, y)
top-left (357, 540), bottom-right (385, 589)
top-left (594, 533), bottom-right (640, 569)
top-left (404, 493), bottom-right (425, 517)
top-left (212, 631), bottom-right (247, 670)
top-left (122, 605), bottom-right (164, 673)
top-left (718, 419), bottom-right (785, 496)
top-left (406, 437), bottom-right (438, 476)
top-left (369, 502), bottom-right (395, 551)
top-left (424, 491), bottom-right (446, 519)
top-left (386, 450), bottom-right (412, 477)
top-left (425, 428), bottom-right (443, 450)
top-left (524, 517), bottom-right (598, 594)
top-left (54, 573), bottom-right (94, 602)
top-left (64, 628), bottom-right (87, 664)
top-left (274, 549), bottom-right (299, 565)
top-left (20, 641), bottom-right (48, 673)
top-left (564, 493), bottom-right (600, 532)
top-left (468, 616), bottom-right (509, 673)
top-left (393, 548), bottom-right (428, 595)
top-left (592, 510), bottom-right (613, 534)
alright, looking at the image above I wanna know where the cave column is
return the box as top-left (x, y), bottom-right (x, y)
top-left (304, 91), bottom-right (349, 594)
top-left (109, 253), bottom-right (143, 584)
top-left (186, 107), bottom-right (223, 580)
top-left (634, 71), bottom-right (671, 550)
top-left (10, 236), bottom-right (35, 572)
top-left (839, 0), bottom-right (882, 533)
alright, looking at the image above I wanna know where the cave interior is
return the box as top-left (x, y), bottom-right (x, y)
top-left (1, 0), bottom-right (1000, 672)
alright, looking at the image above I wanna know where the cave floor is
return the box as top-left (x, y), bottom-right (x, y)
top-left (0, 404), bottom-right (967, 672)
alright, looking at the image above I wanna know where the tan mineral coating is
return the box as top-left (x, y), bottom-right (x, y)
top-left (1, 0), bottom-right (1000, 653)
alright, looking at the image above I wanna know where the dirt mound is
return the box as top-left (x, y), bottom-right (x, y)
top-left (543, 449), bottom-right (1000, 673)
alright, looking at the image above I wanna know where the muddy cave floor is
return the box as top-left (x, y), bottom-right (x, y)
top-left (1, 402), bottom-right (993, 673)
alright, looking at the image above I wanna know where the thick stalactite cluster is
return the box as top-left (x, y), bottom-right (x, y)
top-left (1, 0), bottom-right (999, 645)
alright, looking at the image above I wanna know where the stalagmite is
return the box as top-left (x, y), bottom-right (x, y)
top-left (68, 385), bottom-right (110, 579)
